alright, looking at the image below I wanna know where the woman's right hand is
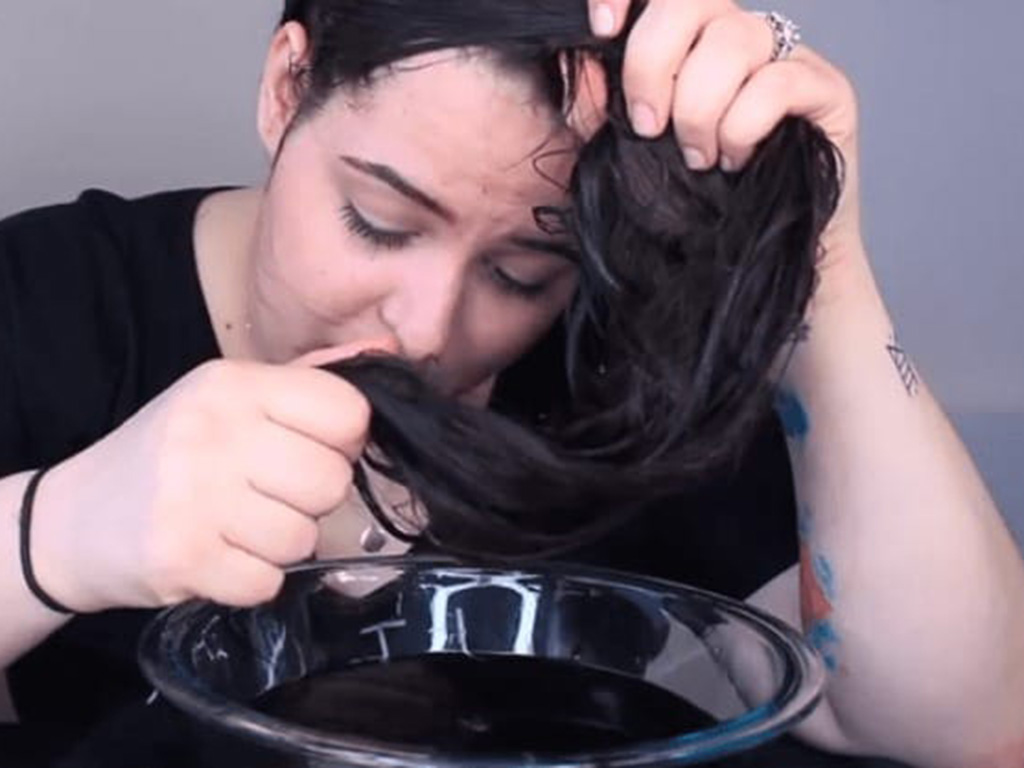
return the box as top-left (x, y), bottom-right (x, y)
top-left (28, 346), bottom-right (381, 613)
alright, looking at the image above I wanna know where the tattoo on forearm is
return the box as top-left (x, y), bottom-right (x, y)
top-left (799, 509), bottom-right (842, 673)
top-left (807, 618), bottom-right (841, 673)
top-left (886, 333), bottom-right (919, 397)
top-left (774, 389), bottom-right (810, 443)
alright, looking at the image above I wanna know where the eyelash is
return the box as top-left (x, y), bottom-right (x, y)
top-left (340, 202), bottom-right (551, 300)
top-left (488, 265), bottom-right (549, 299)
top-left (340, 203), bottom-right (415, 251)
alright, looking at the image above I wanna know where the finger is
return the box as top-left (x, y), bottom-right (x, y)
top-left (671, 12), bottom-right (774, 170)
top-left (200, 548), bottom-right (286, 607)
top-left (288, 335), bottom-right (400, 369)
top-left (245, 419), bottom-right (354, 516)
top-left (221, 496), bottom-right (321, 566)
top-left (622, 0), bottom-right (724, 137)
top-left (718, 48), bottom-right (849, 170)
top-left (256, 366), bottom-right (372, 463)
top-left (589, 0), bottom-right (631, 38)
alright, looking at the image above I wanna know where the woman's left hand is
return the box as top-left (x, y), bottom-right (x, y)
top-left (586, 0), bottom-right (864, 260)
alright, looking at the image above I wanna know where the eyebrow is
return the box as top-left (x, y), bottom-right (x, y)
top-left (341, 155), bottom-right (456, 223)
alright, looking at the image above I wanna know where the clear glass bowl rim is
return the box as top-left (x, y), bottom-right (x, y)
top-left (139, 555), bottom-right (826, 768)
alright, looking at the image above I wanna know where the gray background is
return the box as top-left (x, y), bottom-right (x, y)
top-left (0, 1), bottom-right (1021, 541)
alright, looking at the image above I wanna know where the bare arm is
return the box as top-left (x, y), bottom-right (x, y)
top-left (0, 354), bottom-right (381, 674)
top-left (766, 250), bottom-right (1024, 767)
top-left (576, 0), bottom-right (1024, 758)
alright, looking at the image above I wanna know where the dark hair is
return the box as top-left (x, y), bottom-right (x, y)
top-left (280, 0), bottom-right (841, 558)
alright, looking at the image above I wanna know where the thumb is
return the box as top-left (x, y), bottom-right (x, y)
top-left (287, 337), bottom-right (401, 369)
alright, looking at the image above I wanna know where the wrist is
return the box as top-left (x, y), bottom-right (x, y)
top-left (19, 468), bottom-right (76, 615)
top-left (779, 243), bottom-right (892, 393)
top-left (29, 461), bottom-right (103, 613)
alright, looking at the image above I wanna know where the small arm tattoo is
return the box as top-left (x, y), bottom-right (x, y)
top-left (799, 509), bottom-right (843, 672)
top-left (775, 389), bottom-right (810, 442)
top-left (807, 619), bottom-right (842, 673)
top-left (886, 333), bottom-right (919, 397)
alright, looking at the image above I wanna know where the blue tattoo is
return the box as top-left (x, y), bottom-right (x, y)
top-left (774, 389), bottom-right (810, 442)
top-left (807, 620), bottom-right (841, 672)
top-left (813, 555), bottom-right (837, 602)
top-left (797, 506), bottom-right (813, 539)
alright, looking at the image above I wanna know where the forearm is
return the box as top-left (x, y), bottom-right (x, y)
top-left (0, 472), bottom-right (70, 670)
top-left (782, 251), bottom-right (1024, 767)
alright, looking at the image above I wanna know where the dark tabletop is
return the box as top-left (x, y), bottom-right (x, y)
top-left (1, 701), bottom-right (912, 768)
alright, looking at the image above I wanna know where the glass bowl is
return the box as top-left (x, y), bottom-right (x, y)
top-left (138, 557), bottom-right (824, 767)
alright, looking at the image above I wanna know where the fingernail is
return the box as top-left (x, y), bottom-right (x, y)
top-left (720, 155), bottom-right (736, 173)
top-left (683, 146), bottom-right (709, 170)
top-left (630, 101), bottom-right (659, 137)
top-left (591, 3), bottom-right (615, 36)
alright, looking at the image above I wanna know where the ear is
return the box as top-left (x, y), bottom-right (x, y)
top-left (561, 52), bottom-right (609, 142)
top-left (257, 21), bottom-right (312, 159)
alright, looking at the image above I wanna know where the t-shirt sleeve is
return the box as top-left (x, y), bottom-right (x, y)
top-left (0, 239), bottom-right (29, 474)
top-left (0, 198), bottom-right (134, 475)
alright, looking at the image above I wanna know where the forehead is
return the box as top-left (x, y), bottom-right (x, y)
top-left (308, 50), bottom-right (580, 210)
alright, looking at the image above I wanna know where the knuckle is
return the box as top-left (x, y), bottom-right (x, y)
top-left (718, 119), bottom-right (752, 154)
top-left (624, 62), bottom-right (675, 103)
top-left (162, 376), bottom-right (242, 453)
top-left (346, 391), bottom-right (373, 433)
top-left (192, 358), bottom-right (242, 389)
top-left (305, 458), bottom-right (353, 518)
top-left (703, 14), bottom-right (746, 47)
top-left (335, 458), bottom-right (355, 490)
top-left (761, 62), bottom-right (794, 94)
top-left (623, 47), bottom-right (677, 103)
top-left (320, 457), bottom-right (354, 510)
top-left (186, 361), bottom-right (253, 413)
top-left (340, 413), bottom-right (372, 459)
top-left (833, 70), bottom-right (859, 108)
top-left (673, 105), bottom-right (716, 140)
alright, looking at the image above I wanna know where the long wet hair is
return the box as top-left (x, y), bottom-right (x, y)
top-left (280, 0), bottom-right (841, 558)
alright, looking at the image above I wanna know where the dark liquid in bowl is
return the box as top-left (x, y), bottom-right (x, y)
top-left (253, 654), bottom-right (716, 754)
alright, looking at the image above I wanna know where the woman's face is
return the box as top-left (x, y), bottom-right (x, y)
top-left (249, 47), bottom-right (581, 399)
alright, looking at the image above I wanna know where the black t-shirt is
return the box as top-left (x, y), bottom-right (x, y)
top-left (0, 188), bottom-right (798, 737)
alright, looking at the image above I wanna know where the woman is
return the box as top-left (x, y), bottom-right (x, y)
top-left (1, 0), bottom-right (1022, 765)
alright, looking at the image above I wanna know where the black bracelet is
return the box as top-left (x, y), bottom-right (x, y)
top-left (19, 467), bottom-right (75, 615)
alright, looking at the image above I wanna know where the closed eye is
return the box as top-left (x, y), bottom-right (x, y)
top-left (340, 203), bottom-right (417, 250)
top-left (489, 263), bottom-right (550, 299)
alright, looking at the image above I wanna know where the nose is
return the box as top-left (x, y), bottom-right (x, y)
top-left (380, 261), bottom-right (464, 365)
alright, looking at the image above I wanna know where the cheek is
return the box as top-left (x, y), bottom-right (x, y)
top-left (258, 158), bottom-right (379, 322)
top-left (458, 276), bottom-right (577, 376)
